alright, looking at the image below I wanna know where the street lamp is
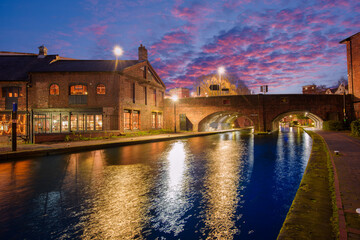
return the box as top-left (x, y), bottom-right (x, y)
top-left (218, 66), bottom-right (225, 95)
top-left (171, 95), bottom-right (178, 133)
top-left (113, 46), bottom-right (123, 59)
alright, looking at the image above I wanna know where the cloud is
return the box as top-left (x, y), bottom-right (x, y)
top-left (85, 24), bottom-right (108, 36)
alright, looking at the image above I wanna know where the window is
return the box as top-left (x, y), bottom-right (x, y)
top-left (132, 83), bottom-right (135, 103)
top-left (78, 114), bottom-right (85, 131)
top-left (52, 114), bottom-right (60, 132)
top-left (124, 110), bottom-right (131, 130)
top-left (152, 112), bottom-right (156, 128)
top-left (2, 87), bottom-right (20, 97)
top-left (132, 111), bottom-right (140, 129)
top-left (61, 114), bottom-right (69, 132)
top-left (96, 84), bottom-right (106, 94)
top-left (95, 115), bottom-right (103, 130)
top-left (71, 114), bottom-right (78, 131)
top-left (70, 85), bottom-right (88, 95)
top-left (69, 84), bottom-right (88, 104)
top-left (3, 87), bottom-right (21, 109)
top-left (144, 87), bottom-right (147, 105)
top-left (154, 89), bottom-right (157, 106)
top-left (34, 114), bottom-right (50, 133)
top-left (157, 113), bottom-right (162, 128)
top-left (50, 84), bottom-right (59, 95)
top-left (87, 115), bottom-right (94, 130)
top-left (0, 114), bottom-right (26, 135)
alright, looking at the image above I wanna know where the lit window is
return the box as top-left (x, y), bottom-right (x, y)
top-left (152, 112), bottom-right (156, 128)
top-left (124, 110), bottom-right (131, 130)
top-left (133, 111), bottom-right (140, 129)
top-left (96, 84), bottom-right (106, 94)
top-left (95, 115), bottom-right (103, 130)
top-left (50, 84), bottom-right (59, 95)
top-left (70, 85), bottom-right (88, 95)
top-left (157, 113), bottom-right (162, 128)
top-left (87, 115), bottom-right (94, 130)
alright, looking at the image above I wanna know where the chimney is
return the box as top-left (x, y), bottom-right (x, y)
top-left (38, 45), bottom-right (48, 58)
top-left (138, 44), bottom-right (148, 61)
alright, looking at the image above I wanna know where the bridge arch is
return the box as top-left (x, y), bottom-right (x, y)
top-left (272, 111), bottom-right (323, 131)
top-left (198, 111), bottom-right (254, 132)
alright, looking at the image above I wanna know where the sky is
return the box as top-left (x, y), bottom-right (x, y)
top-left (0, 0), bottom-right (359, 93)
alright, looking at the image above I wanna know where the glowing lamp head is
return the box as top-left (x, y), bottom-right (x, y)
top-left (113, 46), bottom-right (123, 57)
top-left (218, 66), bottom-right (225, 75)
top-left (171, 95), bottom-right (178, 102)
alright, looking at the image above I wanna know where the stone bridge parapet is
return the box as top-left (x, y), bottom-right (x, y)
top-left (164, 94), bottom-right (354, 132)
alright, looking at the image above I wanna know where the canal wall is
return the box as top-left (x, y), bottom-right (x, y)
top-left (277, 130), bottom-right (338, 239)
top-left (0, 130), bottom-right (237, 161)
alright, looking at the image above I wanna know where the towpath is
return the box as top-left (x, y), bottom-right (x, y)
top-left (316, 130), bottom-right (360, 240)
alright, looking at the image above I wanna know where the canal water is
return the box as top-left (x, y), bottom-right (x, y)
top-left (0, 128), bottom-right (312, 239)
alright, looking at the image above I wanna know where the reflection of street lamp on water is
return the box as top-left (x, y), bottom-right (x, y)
top-left (218, 66), bottom-right (225, 95)
top-left (171, 95), bottom-right (178, 133)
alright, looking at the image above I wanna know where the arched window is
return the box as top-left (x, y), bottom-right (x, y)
top-left (49, 84), bottom-right (59, 95)
top-left (96, 84), bottom-right (106, 94)
top-left (70, 85), bottom-right (87, 95)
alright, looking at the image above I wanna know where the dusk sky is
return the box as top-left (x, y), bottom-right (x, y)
top-left (1, 0), bottom-right (359, 93)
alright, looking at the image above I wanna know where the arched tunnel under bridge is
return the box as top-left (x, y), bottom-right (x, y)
top-left (198, 111), bottom-right (254, 132)
top-left (272, 111), bottom-right (323, 131)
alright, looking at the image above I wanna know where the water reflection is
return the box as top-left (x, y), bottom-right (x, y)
top-left (202, 133), bottom-right (246, 238)
top-left (150, 141), bottom-right (191, 236)
top-left (0, 130), bottom-right (311, 240)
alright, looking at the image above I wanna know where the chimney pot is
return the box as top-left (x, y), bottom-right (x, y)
top-left (38, 45), bottom-right (48, 58)
top-left (138, 44), bottom-right (148, 61)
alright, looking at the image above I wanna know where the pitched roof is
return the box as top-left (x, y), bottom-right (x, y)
top-left (0, 55), bottom-right (58, 81)
top-left (32, 59), bottom-right (142, 72)
top-left (339, 32), bottom-right (360, 43)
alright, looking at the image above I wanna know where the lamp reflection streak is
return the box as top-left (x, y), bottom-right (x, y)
top-left (203, 138), bottom-right (245, 238)
top-left (152, 141), bottom-right (190, 236)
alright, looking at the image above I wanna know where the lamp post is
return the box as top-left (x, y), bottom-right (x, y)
top-left (171, 95), bottom-right (178, 133)
top-left (218, 66), bottom-right (225, 95)
top-left (113, 46), bottom-right (123, 60)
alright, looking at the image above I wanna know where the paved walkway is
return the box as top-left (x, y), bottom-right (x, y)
top-left (315, 130), bottom-right (360, 240)
top-left (0, 131), bottom-right (232, 160)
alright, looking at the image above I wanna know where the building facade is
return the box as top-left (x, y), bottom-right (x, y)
top-left (0, 45), bottom-right (166, 142)
top-left (341, 32), bottom-right (360, 118)
top-left (302, 85), bottom-right (317, 94)
top-left (168, 87), bottom-right (190, 98)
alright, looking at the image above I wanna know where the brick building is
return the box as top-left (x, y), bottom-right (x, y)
top-left (340, 32), bottom-right (360, 118)
top-left (168, 87), bottom-right (190, 98)
top-left (302, 84), bottom-right (317, 94)
top-left (0, 45), bottom-right (166, 142)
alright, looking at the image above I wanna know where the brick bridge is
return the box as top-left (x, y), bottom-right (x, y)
top-left (164, 94), bottom-right (354, 132)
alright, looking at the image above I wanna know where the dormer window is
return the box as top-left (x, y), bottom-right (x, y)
top-left (70, 85), bottom-right (88, 95)
top-left (96, 84), bottom-right (106, 94)
top-left (49, 84), bottom-right (59, 95)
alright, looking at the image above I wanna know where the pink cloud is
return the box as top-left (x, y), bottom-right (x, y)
top-left (85, 24), bottom-right (108, 36)
top-left (171, 4), bottom-right (214, 23)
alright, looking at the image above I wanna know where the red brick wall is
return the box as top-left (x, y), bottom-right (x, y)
top-left (343, 33), bottom-right (360, 119)
top-left (0, 81), bottom-right (28, 111)
top-left (164, 94), bottom-right (354, 132)
top-left (29, 61), bottom-right (166, 132)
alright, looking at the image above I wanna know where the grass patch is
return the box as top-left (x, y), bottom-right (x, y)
top-left (277, 130), bottom-right (338, 239)
top-left (65, 129), bottom-right (174, 142)
top-left (118, 129), bottom-right (173, 138)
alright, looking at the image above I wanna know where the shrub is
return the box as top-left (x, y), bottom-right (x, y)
top-left (351, 119), bottom-right (360, 137)
top-left (323, 120), bottom-right (344, 131)
top-left (64, 135), bottom-right (71, 142)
